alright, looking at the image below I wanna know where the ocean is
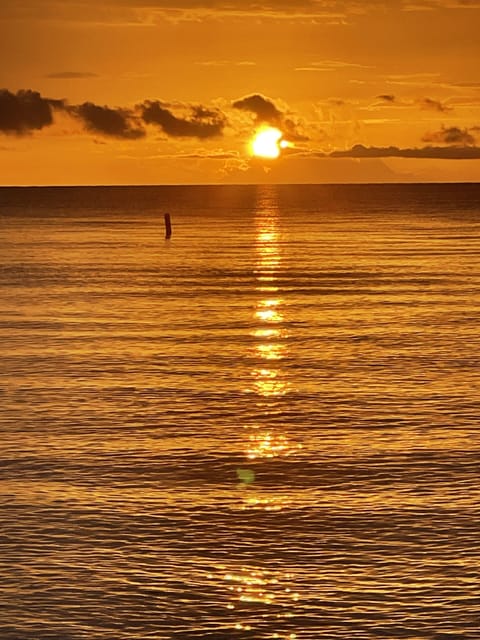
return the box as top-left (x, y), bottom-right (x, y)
top-left (1, 183), bottom-right (479, 640)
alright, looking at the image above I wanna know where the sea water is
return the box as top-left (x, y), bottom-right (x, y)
top-left (1, 183), bottom-right (479, 639)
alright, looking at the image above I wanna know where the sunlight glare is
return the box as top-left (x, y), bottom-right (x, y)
top-left (250, 127), bottom-right (285, 159)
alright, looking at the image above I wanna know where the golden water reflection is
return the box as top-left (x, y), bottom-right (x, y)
top-left (255, 307), bottom-right (284, 323)
top-left (208, 565), bottom-right (299, 638)
top-left (255, 343), bottom-right (286, 360)
top-left (247, 431), bottom-right (303, 460)
top-left (240, 494), bottom-right (293, 511)
top-left (251, 200), bottom-right (288, 402)
top-left (231, 189), bottom-right (302, 637)
top-left (251, 368), bottom-right (289, 397)
top-left (242, 190), bottom-right (302, 465)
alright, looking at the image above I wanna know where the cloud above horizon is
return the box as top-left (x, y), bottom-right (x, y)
top-left (141, 101), bottom-right (226, 138)
top-left (375, 94), bottom-right (452, 112)
top-left (69, 102), bottom-right (146, 139)
top-left (0, 88), bottom-right (226, 140)
top-left (417, 97), bottom-right (452, 112)
top-left (329, 143), bottom-right (480, 159)
top-left (0, 89), bottom-right (62, 135)
top-left (2, 88), bottom-right (480, 161)
top-left (422, 125), bottom-right (476, 145)
top-left (233, 94), bottom-right (283, 126)
top-left (46, 71), bottom-right (99, 79)
top-left (232, 93), bottom-right (308, 141)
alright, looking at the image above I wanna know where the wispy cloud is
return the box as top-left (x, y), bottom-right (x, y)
top-left (295, 60), bottom-right (372, 72)
top-left (46, 71), bottom-right (99, 79)
top-left (372, 94), bottom-right (453, 112)
top-left (195, 60), bottom-right (256, 67)
top-left (384, 74), bottom-right (480, 96)
top-left (5, 0), bottom-right (478, 26)
top-left (403, 0), bottom-right (480, 9)
top-left (330, 143), bottom-right (480, 158)
top-left (167, 150), bottom-right (239, 159)
top-left (385, 73), bottom-right (441, 87)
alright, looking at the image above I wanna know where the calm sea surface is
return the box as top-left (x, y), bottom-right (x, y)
top-left (1, 183), bottom-right (479, 640)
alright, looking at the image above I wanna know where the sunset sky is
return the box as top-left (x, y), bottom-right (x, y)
top-left (1, 0), bottom-right (480, 185)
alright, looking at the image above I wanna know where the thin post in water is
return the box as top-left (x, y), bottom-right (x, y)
top-left (164, 213), bottom-right (172, 239)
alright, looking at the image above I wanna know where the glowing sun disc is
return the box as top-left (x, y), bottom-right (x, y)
top-left (250, 127), bottom-right (283, 159)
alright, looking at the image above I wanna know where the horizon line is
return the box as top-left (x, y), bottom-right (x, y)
top-left (1, 181), bottom-right (479, 188)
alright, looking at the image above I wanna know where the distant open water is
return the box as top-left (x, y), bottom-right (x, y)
top-left (1, 183), bottom-right (479, 640)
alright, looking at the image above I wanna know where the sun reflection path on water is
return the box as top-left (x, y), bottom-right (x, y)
top-left (247, 431), bottom-right (303, 460)
top-left (208, 565), bottom-right (300, 638)
top-left (238, 195), bottom-right (304, 519)
top-left (227, 189), bottom-right (304, 638)
top-left (242, 192), bottom-right (302, 460)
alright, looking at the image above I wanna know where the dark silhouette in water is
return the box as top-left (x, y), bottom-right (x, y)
top-left (164, 212), bottom-right (172, 239)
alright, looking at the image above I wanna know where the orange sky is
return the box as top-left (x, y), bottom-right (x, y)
top-left (1, 0), bottom-right (479, 184)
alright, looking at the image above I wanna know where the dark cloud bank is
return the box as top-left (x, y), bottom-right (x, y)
top-left (0, 89), bottom-right (226, 140)
top-left (329, 143), bottom-right (480, 159)
top-left (1, 88), bottom-right (480, 159)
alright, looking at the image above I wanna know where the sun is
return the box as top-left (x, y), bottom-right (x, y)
top-left (250, 126), bottom-right (290, 159)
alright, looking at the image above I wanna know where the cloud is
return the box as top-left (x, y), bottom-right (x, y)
top-left (384, 73), bottom-right (442, 88)
top-left (2, 87), bottom-right (480, 164)
top-left (370, 94), bottom-right (411, 109)
top-left (416, 97), bottom-right (451, 112)
top-left (3, 0), bottom-right (479, 24)
top-left (373, 94), bottom-right (453, 112)
top-left (330, 143), bottom-right (480, 158)
top-left (195, 60), bottom-right (256, 67)
top-left (167, 150), bottom-right (239, 159)
top-left (0, 89), bottom-right (61, 135)
top-left (296, 60), bottom-right (372, 72)
top-left (450, 81), bottom-right (480, 88)
top-left (422, 125), bottom-right (476, 145)
top-left (401, 0), bottom-right (480, 9)
top-left (121, 149), bottom-right (239, 160)
top-left (0, 1), bottom-right (364, 23)
top-left (0, 88), bottom-right (145, 139)
top-left (232, 94), bottom-right (283, 126)
top-left (69, 102), bottom-right (145, 139)
top-left (0, 88), bottom-right (227, 140)
top-left (140, 101), bottom-right (226, 138)
top-left (232, 93), bottom-right (308, 141)
top-left (377, 94), bottom-right (397, 103)
top-left (384, 75), bottom-right (480, 94)
top-left (46, 71), bottom-right (99, 79)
